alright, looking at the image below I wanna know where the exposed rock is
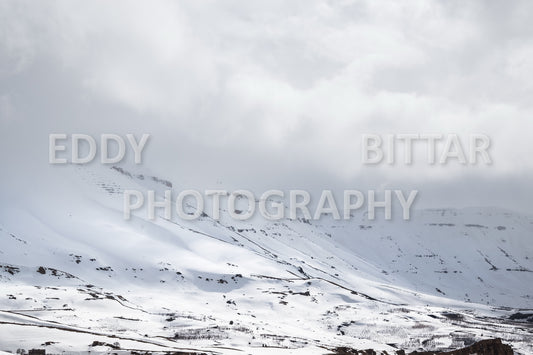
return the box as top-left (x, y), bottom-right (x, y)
top-left (329, 339), bottom-right (513, 355)
top-left (410, 338), bottom-right (513, 355)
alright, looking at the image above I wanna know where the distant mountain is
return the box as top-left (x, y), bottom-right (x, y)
top-left (0, 165), bottom-right (531, 354)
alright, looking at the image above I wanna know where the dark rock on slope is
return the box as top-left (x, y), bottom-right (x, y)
top-left (409, 338), bottom-right (513, 355)
top-left (330, 338), bottom-right (513, 355)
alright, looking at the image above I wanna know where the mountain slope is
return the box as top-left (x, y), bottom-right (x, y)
top-left (0, 165), bottom-right (531, 354)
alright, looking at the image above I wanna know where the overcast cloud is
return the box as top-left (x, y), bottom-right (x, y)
top-left (1, 0), bottom-right (533, 214)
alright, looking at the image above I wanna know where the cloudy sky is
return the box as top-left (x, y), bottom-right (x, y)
top-left (1, 0), bottom-right (533, 214)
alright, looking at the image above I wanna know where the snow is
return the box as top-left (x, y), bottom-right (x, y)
top-left (0, 164), bottom-right (532, 354)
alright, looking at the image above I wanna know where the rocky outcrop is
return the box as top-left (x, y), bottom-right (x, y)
top-left (330, 338), bottom-right (513, 355)
top-left (410, 338), bottom-right (513, 355)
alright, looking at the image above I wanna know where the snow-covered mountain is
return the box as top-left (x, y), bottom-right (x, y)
top-left (0, 165), bottom-right (532, 354)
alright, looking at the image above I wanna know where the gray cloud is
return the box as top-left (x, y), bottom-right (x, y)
top-left (1, 0), bottom-right (532, 214)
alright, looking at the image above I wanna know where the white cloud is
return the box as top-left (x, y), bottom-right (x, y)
top-left (1, 0), bottom-right (533, 212)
